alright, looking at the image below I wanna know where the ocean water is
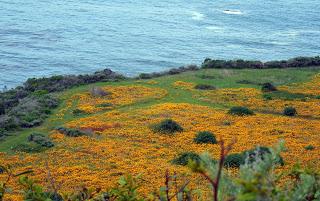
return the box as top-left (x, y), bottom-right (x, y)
top-left (1, 0), bottom-right (320, 89)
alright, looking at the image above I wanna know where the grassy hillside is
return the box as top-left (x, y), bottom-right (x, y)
top-left (1, 67), bottom-right (320, 200)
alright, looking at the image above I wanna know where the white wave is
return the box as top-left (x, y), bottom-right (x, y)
top-left (191, 11), bottom-right (205, 21)
top-left (222, 9), bottom-right (244, 15)
top-left (205, 26), bottom-right (225, 32)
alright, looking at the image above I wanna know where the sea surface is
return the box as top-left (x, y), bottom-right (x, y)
top-left (1, 0), bottom-right (320, 89)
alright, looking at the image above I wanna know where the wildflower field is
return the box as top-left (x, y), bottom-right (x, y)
top-left (0, 68), bottom-right (320, 200)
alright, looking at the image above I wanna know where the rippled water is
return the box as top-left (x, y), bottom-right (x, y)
top-left (1, 0), bottom-right (320, 88)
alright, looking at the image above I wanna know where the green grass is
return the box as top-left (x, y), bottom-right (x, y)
top-left (1, 67), bottom-right (320, 152)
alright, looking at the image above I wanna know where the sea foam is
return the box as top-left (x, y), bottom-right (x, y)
top-left (191, 11), bottom-right (205, 20)
top-left (222, 9), bottom-right (244, 15)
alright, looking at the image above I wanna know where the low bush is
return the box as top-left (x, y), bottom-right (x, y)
top-left (228, 106), bottom-right (254, 116)
top-left (27, 133), bottom-right (54, 148)
top-left (224, 153), bottom-right (245, 168)
top-left (56, 127), bottom-right (88, 137)
top-left (305, 145), bottom-right (315, 151)
top-left (194, 84), bottom-right (216, 90)
top-left (261, 83), bottom-right (277, 92)
top-left (194, 131), bottom-right (217, 144)
top-left (172, 152), bottom-right (201, 166)
top-left (283, 107), bottom-right (297, 116)
top-left (152, 119), bottom-right (183, 134)
top-left (224, 146), bottom-right (284, 168)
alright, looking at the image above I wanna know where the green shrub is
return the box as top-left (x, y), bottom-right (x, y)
top-left (152, 119), bottom-right (183, 134)
top-left (261, 83), bottom-right (277, 92)
top-left (228, 106), bottom-right (254, 116)
top-left (194, 84), bottom-right (216, 90)
top-left (305, 145), bottom-right (315, 150)
top-left (283, 107), bottom-right (297, 116)
top-left (224, 147), bottom-right (284, 168)
top-left (172, 152), bottom-right (201, 166)
top-left (194, 131), bottom-right (217, 144)
top-left (56, 127), bottom-right (88, 137)
top-left (27, 133), bottom-right (54, 148)
top-left (224, 153), bottom-right (245, 168)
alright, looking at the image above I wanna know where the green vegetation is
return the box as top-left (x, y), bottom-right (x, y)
top-left (283, 107), bottom-right (298, 116)
top-left (1, 67), bottom-right (320, 152)
top-left (228, 106), bottom-right (254, 116)
top-left (172, 152), bottom-right (201, 166)
top-left (152, 119), bottom-right (183, 134)
top-left (56, 127), bottom-right (89, 137)
top-left (194, 131), bottom-right (217, 144)
top-left (194, 84), bottom-right (216, 90)
top-left (261, 82), bottom-right (277, 92)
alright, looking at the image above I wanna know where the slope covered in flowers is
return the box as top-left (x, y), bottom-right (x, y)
top-left (0, 68), bottom-right (320, 200)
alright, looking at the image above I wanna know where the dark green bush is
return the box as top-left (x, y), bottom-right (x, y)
top-left (152, 119), bottom-right (183, 134)
top-left (27, 133), bottom-right (54, 148)
top-left (56, 127), bottom-right (88, 137)
top-left (305, 145), bottom-right (315, 151)
top-left (261, 83), bottom-right (277, 92)
top-left (194, 131), bottom-right (217, 144)
top-left (283, 107), bottom-right (297, 116)
top-left (224, 147), bottom-right (284, 168)
top-left (228, 106), bottom-right (254, 116)
top-left (224, 153), bottom-right (245, 168)
top-left (172, 152), bottom-right (201, 166)
top-left (194, 84), bottom-right (216, 90)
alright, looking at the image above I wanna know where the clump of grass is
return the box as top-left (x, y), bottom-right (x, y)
top-left (283, 107), bottom-right (297, 116)
top-left (228, 106), bottom-right (254, 116)
top-left (194, 84), bottom-right (216, 90)
top-left (194, 131), bottom-right (217, 144)
top-left (152, 119), bottom-right (183, 134)
top-left (172, 152), bottom-right (201, 166)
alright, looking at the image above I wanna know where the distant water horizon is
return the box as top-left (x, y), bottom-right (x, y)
top-left (1, 0), bottom-right (320, 89)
